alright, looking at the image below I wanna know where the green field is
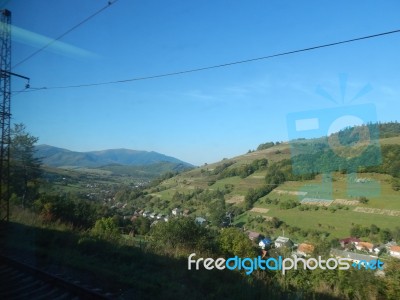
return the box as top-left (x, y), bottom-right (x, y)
top-left (234, 172), bottom-right (400, 239)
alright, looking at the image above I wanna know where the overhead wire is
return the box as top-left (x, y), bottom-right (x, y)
top-left (16, 28), bottom-right (400, 93)
top-left (12, 0), bottom-right (119, 69)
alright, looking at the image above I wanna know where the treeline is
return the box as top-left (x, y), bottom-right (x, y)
top-left (33, 193), bottom-right (112, 229)
top-left (364, 144), bottom-right (400, 178)
top-left (257, 141), bottom-right (275, 150)
top-left (244, 159), bottom-right (317, 209)
top-left (350, 223), bottom-right (400, 244)
top-left (290, 144), bottom-right (400, 179)
top-left (335, 121), bottom-right (400, 140)
top-left (217, 159), bottom-right (269, 179)
top-left (291, 144), bottom-right (381, 174)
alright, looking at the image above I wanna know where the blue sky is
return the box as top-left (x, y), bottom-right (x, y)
top-left (4, 0), bottom-right (400, 165)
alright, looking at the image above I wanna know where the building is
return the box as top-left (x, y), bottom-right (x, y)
top-left (331, 249), bottom-right (378, 264)
top-left (339, 237), bottom-right (360, 248)
top-left (246, 231), bottom-right (261, 241)
top-left (274, 236), bottom-right (293, 248)
top-left (172, 208), bottom-right (181, 216)
top-left (195, 217), bottom-right (207, 226)
top-left (355, 242), bottom-right (375, 253)
top-left (297, 243), bottom-right (315, 257)
top-left (389, 245), bottom-right (400, 259)
top-left (259, 238), bottom-right (272, 249)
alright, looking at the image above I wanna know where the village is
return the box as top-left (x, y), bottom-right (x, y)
top-left (127, 206), bottom-right (400, 273)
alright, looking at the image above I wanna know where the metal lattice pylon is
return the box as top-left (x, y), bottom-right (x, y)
top-left (0, 9), bottom-right (11, 222)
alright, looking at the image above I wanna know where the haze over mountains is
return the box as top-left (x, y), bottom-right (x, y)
top-left (35, 144), bottom-right (194, 168)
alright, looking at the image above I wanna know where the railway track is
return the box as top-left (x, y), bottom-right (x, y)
top-left (0, 254), bottom-right (114, 299)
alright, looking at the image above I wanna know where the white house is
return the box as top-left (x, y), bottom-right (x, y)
top-left (389, 246), bottom-right (400, 259)
top-left (275, 236), bottom-right (293, 248)
top-left (172, 208), bottom-right (181, 216)
top-left (195, 217), bottom-right (207, 226)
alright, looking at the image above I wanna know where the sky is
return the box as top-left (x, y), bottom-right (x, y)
top-left (3, 0), bottom-right (400, 165)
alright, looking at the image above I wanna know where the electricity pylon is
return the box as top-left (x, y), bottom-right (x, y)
top-left (0, 9), bottom-right (30, 222)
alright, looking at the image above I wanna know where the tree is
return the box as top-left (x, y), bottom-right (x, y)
top-left (218, 228), bottom-right (256, 257)
top-left (10, 124), bottom-right (42, 207)
top-left (370, 224), bottom-right (380, 235)
top-left (379, 228), bottom-right (392, 243)
top-left (132, 216), bottom-right (151, 235)
top-left (209, 198), bottom-right (226, 226)
top-left (91, 217), bottom-right (121, 241)
top-left (150, 217), bottom-right (213, 254)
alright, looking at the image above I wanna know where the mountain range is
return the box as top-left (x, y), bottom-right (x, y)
top-left (35, 144), bottom-right (194, 169)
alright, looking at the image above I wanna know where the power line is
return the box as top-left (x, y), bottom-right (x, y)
top-left (12, 0), bottom-right (119, 69)
top-left (19, 28), bottom-right (400, 92)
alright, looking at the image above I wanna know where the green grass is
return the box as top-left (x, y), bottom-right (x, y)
top-left (253, 207), bottom-right (398, 238)
top-left (263, 173), bottom-right (400, 209)
top-left (380, 136), bottom-right (400, 145)
top-left (239, 172), bottom-right (400, 238)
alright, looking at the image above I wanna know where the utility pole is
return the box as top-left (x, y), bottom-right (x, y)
top-left (0, 9), bottom-right (30, 222)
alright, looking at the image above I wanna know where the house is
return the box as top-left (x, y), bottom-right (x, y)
top-left (149, 212), bottom-right (157, 219)
top-left (297, 243), bottom-right (315, 257)
top-left (143, 211), bottom-right (151, 217)
top-left (246, 231), bottom-right (261, 241)
top-left (389, 245), bottom-right (400, 259)
top-left (195, 217), bottom-right (207, 226)
top-left (331, 249), bottom-right (378, 264)
top-left (164, 216), bottom-right (169, 222)
top-left (275, 236), bottom-right (293, 248)
top-left (172, 208), bottom-right (181, 216)
top-left (356, 242), bottom-right (375, 253)
top-left (183, 209), bottom-right (190, 216)
top-left (259, 238), bottom-right (272, 249)
top-left (156, 213), bottom-right (164, 220)
top-left (339, 237), bottom-right (360, 248)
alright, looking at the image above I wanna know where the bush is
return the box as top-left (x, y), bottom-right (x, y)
top-left (91, 217), bottom-right (121, 241)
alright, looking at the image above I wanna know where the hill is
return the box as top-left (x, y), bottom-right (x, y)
top-left (127, 122), bottom-right (400, 240)
top-left (35, 145), bottom-right (194, 169)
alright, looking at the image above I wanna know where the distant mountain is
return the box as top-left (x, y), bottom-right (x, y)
top-left (35, 145), bottom-right (194, 169)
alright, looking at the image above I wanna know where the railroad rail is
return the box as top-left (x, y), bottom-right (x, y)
top-left (0, 254), bottom-right (114, 299)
